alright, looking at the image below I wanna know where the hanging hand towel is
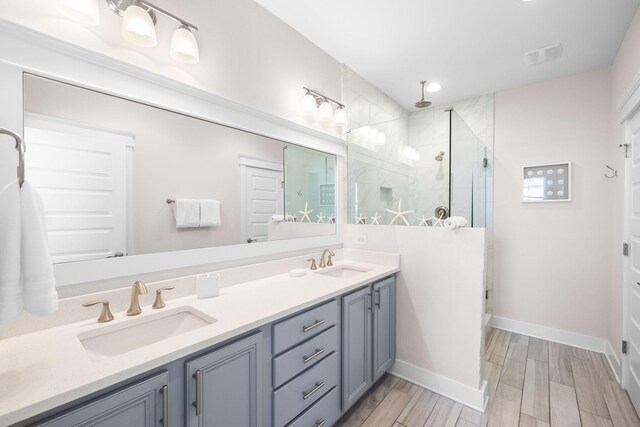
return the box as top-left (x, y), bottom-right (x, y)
top-left (444, 216), bottom-right (468, 230)
top-left (174, 198), bottom-right (200, 228)
top-left (199, 199), bottom-right (221, 227)
top-left (0, 181), bottom-right (23, 323)
top-left (20, 182), bottom-right (58, 316)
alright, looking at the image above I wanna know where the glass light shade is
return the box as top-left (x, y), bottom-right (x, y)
top-left (57, 0), bottom-right (100, 26)
top-left (318, 100), bottom-right (333, 120)
top-left (171, 26), bottom-right (200, 64)
top-left (122, 4), bottom-right (157, 47)
top-left (426, 82), bottom-right (442, 93)
top-left (302, 93), bottom-right (317, 112)
top-left (334, 107), bottom-right (347, 125)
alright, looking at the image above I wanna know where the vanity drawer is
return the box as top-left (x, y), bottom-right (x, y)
top-left (287, 386), bottom-right (339, 427)
top-left (273, 326), bottom-right (338, 388)
top-left (273, 352), bottom-right (338, 427)
top-left (273, 300), bottom-right (337, 354)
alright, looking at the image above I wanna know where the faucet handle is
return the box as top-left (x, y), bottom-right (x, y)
top-left (327, 251), bottom-right (334, 267)
top-left (152, 286), bottom-right (175, 309)
top-left (83, 300), bottom-right (114, 323)
top-left (308, 258), bottom-right (317, 270)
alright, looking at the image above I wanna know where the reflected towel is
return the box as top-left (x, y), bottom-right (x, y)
top-left (175, 198), bottom-right (200, 228)
top-left (444, 216), bottom-right (468, 230)
top-left (199, 199), bottom-right (220, 227)
top-left (20, 182), bottom-right (58, 316)
top-left (0, 181), bottom-right (23, 323)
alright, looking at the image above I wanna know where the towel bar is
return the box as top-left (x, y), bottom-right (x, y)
top-left (0, 127), bottom-right (26, 187)
top-left (166, 199), bottom-right (175, 204)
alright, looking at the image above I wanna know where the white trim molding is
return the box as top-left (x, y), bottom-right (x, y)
top-left (390, 360), bottom-right (488, 412)
top-left (619, 71), bottom-right (640, 122)
top-left (492, 316), bottom-right (621, 382)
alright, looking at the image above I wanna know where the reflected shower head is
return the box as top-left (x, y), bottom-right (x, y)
top-left (435, 151), bottom-right (445, 161)
top-left (415, 81), bottom-right (432, 109)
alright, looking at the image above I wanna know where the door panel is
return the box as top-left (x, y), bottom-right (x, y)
top-left (341, 286), bottom-right (371, 411)
top-left (243, 166), bottom-right (282, 243)
top-left (373, 277), bottom-right (396, 382)
top-left (24, 116), bottom-right (129, 263)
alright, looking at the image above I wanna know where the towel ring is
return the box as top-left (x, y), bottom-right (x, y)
top-left (605, 165), bottom-right (617, 179)
top-left (0, 127), bottom-right (26, 187)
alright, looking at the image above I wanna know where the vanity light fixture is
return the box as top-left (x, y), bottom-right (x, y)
top-left (60, 0), bottom-right (202, 63)
top-left (302, 87), bottom-right (346, 125)
top-left (57, 0), bottom-right (101, 26)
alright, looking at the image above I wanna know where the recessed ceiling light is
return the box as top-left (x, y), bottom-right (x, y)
top-left (426, 82), bottom-right (442, 93)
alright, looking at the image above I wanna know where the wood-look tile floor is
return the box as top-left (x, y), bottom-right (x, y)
top-left (335, 328), bottom-right (640, 427)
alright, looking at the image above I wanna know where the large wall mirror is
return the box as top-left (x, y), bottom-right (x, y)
top-left (23, 74), bottom-right (337, 265)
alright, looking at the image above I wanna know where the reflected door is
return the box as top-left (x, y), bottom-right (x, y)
top-left (24, 115), bottom-right (129, 263)
top-left (625, 110), bottom-right (640, 413)
top-left (242, 166), bottom-right (283, 243)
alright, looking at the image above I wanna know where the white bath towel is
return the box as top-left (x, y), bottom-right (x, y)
top-left (444, 216), bottom-right (468, 230)
top-left (20, 182), bottom-right (58, 316)
top-left (174, 198), bottom-right (200, 228)
top-left (0, 181), bottom-right (23, 323)
top-left (199, 199), bottom-right (221, 227)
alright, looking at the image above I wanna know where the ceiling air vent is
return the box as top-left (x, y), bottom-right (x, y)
top-left (524, 43), bottom-right (563, 66)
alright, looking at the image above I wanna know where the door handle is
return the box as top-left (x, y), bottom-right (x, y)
top-left (302, 381), bottom-right (325, 400)
top-left (107, 252), bottom-right (124, 258)
top-left (161, 385), bottom-right (169, 427)
top-left (192, 370), bottom-right (202, 416)
top-left (302, 319), bottom-right (325, 333)
top-left (303, 348), bottom-right (326, 364)
top-left (367, 293), bottom-right (372, 310)
top-left (375, 289), bottom-right (381, 308)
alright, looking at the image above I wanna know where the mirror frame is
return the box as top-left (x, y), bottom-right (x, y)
top-left (0, 19), bottom-right (345, 287)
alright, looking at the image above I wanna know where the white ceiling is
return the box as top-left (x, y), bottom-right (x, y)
top-left (256, 0), bottom-right (639, 110)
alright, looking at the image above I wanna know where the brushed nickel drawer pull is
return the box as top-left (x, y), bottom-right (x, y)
top-left (315, 420), bottom-right (326, 427)
top-left (302, 381), bottom-right (325, 400)
top-left (161, 385), bottom-right (169, 427)
top-left (192, 370), bottom-right (202, 417)
top-left (302, 319), bottom-right (325, 333)
top-left (303, 347), bottom-right (326, 363)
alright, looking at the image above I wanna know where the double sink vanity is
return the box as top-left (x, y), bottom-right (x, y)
top-left (0, 249), bottom-right (399, 427)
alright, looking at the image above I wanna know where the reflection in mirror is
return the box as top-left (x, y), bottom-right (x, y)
top-left (23, 74), bottom-right (336, 263)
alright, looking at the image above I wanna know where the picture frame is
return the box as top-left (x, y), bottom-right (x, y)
top-left (522, 162), bottom-right (571, 202)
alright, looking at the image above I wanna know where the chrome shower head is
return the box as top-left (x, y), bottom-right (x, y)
top-left (435, 151), bottom-right (445, 162)
top-left (415, 81), bottom-right (432, 109)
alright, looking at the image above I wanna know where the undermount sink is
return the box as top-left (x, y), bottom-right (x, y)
top-left (78, 306), bottom-right (216, 360)
top-left (316, 265), bottom-right (371, 279)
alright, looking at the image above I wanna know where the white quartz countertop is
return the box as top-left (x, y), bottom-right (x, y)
top-left (0, 255), bottom-right (399, 425)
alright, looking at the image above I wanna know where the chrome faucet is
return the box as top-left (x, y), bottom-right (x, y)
top-left (127, 280), bottom-right (148, 316)
top-left (319, 249), bottom-right (335, 268)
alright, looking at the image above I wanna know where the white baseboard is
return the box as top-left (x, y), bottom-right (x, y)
top-left (390, 360), bottom-right (488, 412)
top-left (492, 316), bottom-right (621, 383)
top-left (606, 341), bottom-right (622, 383)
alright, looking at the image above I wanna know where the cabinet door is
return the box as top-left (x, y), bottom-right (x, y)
top-left (372, 277), bottom-right (396, 382)
top-left (341, 286), bottom-right (372, 411)
top-left (186, 332), bottom-right (263, 427)
top-left (39, 372), bottom-right (168, 427)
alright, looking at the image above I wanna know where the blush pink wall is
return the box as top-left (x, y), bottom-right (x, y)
top-left (609, 7), bottom-right (640, 358)
top-left (494, 68), bottom-right (613, 340)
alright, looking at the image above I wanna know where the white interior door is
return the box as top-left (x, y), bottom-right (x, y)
top-left (242, 166), bottom-right (283, 243)
top-left (24, 115), bottom-right (131, 263)
top-left (625, 110), bottom-right (640, 413)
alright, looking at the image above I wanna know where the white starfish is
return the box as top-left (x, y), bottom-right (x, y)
top-left (285, 213), bottom-right (296, 222)
top-left (417, 215), bottom-right (430, 226)
top-left (328, 213), bottom-right (335, 224)
top-left (370, 212), bottom-right (382, 225)
top-left (317, 212), bottom-right (326, 223)
top-left (298, 202), bottom-right (313, 222)
top-left (385, 200), bottom-right (414, 226)
top-left (355, 213), bottom-right (367, 225)
top-left (430, 213), bottom-right (446, 227)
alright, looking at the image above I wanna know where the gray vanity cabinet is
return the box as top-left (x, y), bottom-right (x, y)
top-left (342, 276), bottom-right (396, 411)
top-left (185, 332), bottom-right (263, 427)
top-left (372, 277), bottom-right (396, 382)
top-left (37, 371), bottom-right (168, 427)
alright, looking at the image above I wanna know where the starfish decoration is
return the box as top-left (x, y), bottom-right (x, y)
top-left (385, 200), bottom-right (414, 226)
top-left (355, 213), bottom-right (367, 225)
top-left (298, 202), bottom-right (313, 222)
top-left (370, 212), bottom-right (382, 225)
top-left (417, 215), bottom-right (430, 226)
top-left (328, 213), bottom-right (335, 224)
top-left (285, 213), bottom-right (296, 222)
top-left (317, 212), bottom-right (326, 223)
top-left (430, 213), bottom-right (446, 227)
